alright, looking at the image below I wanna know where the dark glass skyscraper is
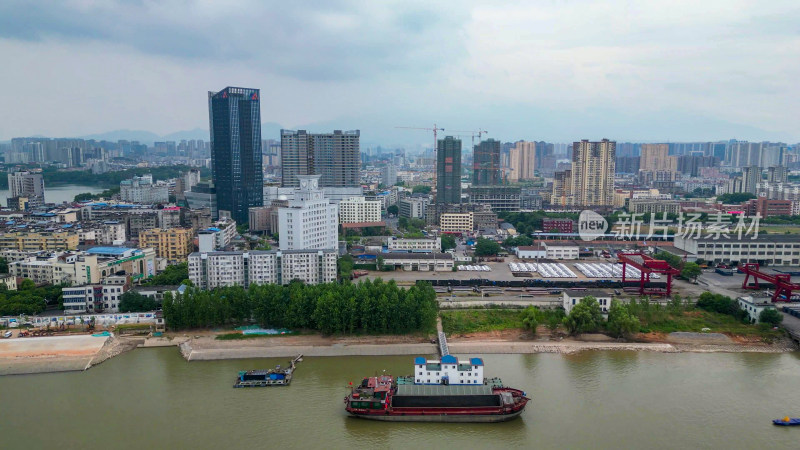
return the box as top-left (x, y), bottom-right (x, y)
top-left (436, 136), bottom-right (462, 204)
top-left (208, 87), bottom-right (263, 225)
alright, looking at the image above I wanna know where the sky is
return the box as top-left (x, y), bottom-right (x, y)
top-left (0, 0), bottom-right (798, 148)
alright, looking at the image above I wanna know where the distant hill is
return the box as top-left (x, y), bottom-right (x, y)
top-left (79, 122), bottom-right (285, 144)
top-left (80, 129), bottom-right (162, 143)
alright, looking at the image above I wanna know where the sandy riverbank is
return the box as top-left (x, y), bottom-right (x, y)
top-left (0, 334), bottom-right (115, 375)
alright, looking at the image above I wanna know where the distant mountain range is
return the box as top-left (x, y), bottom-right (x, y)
top-left (80, 122), bottom-right (285, 144)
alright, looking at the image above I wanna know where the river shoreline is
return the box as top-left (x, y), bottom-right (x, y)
top-left (0, 333), bottom-right (795, 375)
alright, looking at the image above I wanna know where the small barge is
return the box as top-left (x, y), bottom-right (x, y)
top-left (233, 355), bottom-right (302, 388)
top-left (344, 355), bottom-right (529, 422)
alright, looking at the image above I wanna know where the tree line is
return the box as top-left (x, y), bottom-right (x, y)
top-left (162, 279), bottom-right (439, 335)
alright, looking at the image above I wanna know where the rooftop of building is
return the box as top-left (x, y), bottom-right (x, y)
top-left (688, 234), bottom-right (800, 243)
top-left (378, 252), bottom-right (453, 260)
top-left (86, 247), bottom-right (137, 255)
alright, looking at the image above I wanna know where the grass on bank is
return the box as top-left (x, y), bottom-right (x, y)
top-left (441, 309), bottom-right (525, 334)
top-left (216, 331), bottom-right (297, 340)
top-left (638, 309), bottom-right (784, 338)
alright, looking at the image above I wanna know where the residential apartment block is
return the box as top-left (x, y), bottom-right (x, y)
top-left (139, 227), bottom-right (194, 263)
top-left (338, 196), bottom-right (382, 224)
top-left (0, 231), bottom-right (79, 251)
top-left (188, 249), bottom-right (337, 289)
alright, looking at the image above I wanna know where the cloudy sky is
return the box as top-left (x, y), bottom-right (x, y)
top-left (0, 0), bottom-right (798, 147)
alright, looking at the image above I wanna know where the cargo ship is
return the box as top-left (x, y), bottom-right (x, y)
top-left (344, 356), bottom-right (529, 422)
top-left (233, 355), bottom-right (302, 388)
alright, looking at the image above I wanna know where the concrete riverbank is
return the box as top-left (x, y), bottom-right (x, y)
top-left (1, 332), bottom-right (794, 374)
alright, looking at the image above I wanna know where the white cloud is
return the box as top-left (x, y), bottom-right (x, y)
top-left (0, 0), bottom-right (797, 142)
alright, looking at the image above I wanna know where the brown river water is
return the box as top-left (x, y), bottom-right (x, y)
top-left (2, 348), bottom-right (800, 449)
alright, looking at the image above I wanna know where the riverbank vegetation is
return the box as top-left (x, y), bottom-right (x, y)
top-left (162, 279), bottom-right (438, 335)
top-left (441, 307), bottom-right (564, 335)
top-left (0, 281), bottom-right (64, 316)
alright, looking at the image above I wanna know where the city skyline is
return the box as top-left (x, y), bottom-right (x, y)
top-left (0, 1), bottom-right (798, 145)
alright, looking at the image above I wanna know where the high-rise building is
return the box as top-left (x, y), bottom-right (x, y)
top-left (278, 175), bottom-right (338, 251)
top-left (208, 86), bottom-right (263, 225)
top-left (382, 164), bottom-right (397, 186)
top-left (473, 139), bottom-right (501, 185)
top-left (742, 166), bottom-right (762, 194)
top-left (119, 174), bottom-right (169, 204)
top-left (767, 166), bottom-right (788, 184)
top-left (280, 130), bottom-right (360, 188)
top-left (508, 141), bottom-right (536, 181)
top-left (639, 144), bottom-right (676, 172)
top-left (7, 171), bottom-right (45, 209)
top-left (436, 136), bottom-right (462, 204)
top-left (569, 139), bottom-right (616, 206)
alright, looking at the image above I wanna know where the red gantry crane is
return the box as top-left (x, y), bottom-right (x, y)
top-left (618, 252), bottom-right (680, 297)
top-left (740, 263), bottom-right (799, 302)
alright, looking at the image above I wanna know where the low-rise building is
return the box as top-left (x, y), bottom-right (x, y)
top-left (562, 289), bottom-right (613, 314)
top-left (120, 174), bottom-right (169, 204)
top-left (440, 213), bottom-right (473, 233)
top-left (139, 227), bottom-right (194, 264)
top-left (674, 235), bottom-right (800, 266)
top-left (542, 218), bottom-right (575, 234)
top-left (741, 197), bottom-right (793, 218)
top-left (0, 231), bottom-right (79, 251)
top-left (0, 273), bottom-right (17, 290)
top-left (515, 245), bottom-right (546, 259)
top-left (188, 249), bottom-right (337, 289)
top-left (387, 236), bottom-right (441, 253)
top-left (339, 196), bottom-right (382, 224)
top-left (62, 283), bottom-right (129, 314)
top-left (544, 241), bottom-right (579, 260)
top-left (377, 252), bottom-right (453, 271)
top-left (737, 296), bottom-right (777, 324)
top-left (398, 197), bottom-right (428, 219)
top-left (629, 201), bottom-right (681, 215)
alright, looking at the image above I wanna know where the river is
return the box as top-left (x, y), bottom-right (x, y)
top-left (3, 349), bottom-right (800, 449)
top-left (0, 184), bottom-right (104, 205)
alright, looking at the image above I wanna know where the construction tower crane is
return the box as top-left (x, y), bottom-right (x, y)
top-left (450, 128), bottom-right (488, 149)
top-left (396, 124), bottom-right (445, 185)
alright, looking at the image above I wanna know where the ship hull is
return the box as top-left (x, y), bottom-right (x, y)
top-left (347, 409), bottom-right (524, 423)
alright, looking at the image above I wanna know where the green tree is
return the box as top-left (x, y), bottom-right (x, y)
top-left (412, 185), bottom-right (432, 194)
top-left (441, 235), bottom-right (456, 251)
top-left (503, 235), bottom-right (533, 247)
top-left (387, 205), bottom-right (399, 216)
top-left (0, 257), bottom-right (7, 274)
top-left (606, 299), bottom-right (640, 338)
top-left (654, 251), bottom-right (684, 270)
top-left (681, 262), bottom-right (702, 282)
top-left (18, 279), bottom-right (36, 290)
top-left (475, 238), bottom-right (501, 256)
top-left (521, 306), bottom-right (539, 333)
top-left (145, 263), bottom-right (189, 286)
top-left (759, 308), bottom-right (783, 326)
top-left (563, 296), bottom-right (604, 334)
top-left (717, 192), bottom-right (756, 203)
top-left (119, 291), bottom-right (159, 312)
